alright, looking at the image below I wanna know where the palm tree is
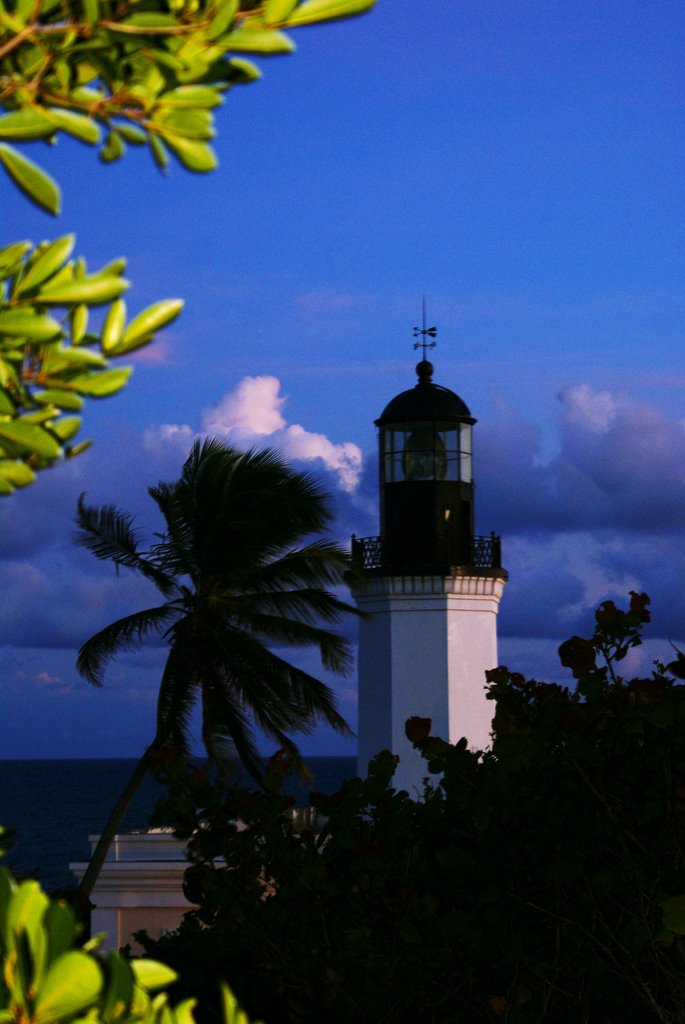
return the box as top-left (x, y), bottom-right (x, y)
top-left (74, 437), bottom-right (356, 897)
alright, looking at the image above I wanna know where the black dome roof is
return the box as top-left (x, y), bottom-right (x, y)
top-left (376, 360), bottom-right (475, 425)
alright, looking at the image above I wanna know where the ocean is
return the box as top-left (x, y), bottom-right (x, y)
top-left (0, 757), bottom-right (356, 891)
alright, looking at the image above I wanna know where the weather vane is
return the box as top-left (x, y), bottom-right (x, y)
top-left (413, 296), bottom-right (437, 360)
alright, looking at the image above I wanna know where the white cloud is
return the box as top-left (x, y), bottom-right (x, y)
top-left (200, 376), bottom-right (362, 492)
top-left (143, 422), bottom-right (195, 455)
top-left (559, 383), bottom-right (617, 433)
top-left (203, 376), bottom-right (286, 437)
top-left (282, 425), bottom-right (362, 493)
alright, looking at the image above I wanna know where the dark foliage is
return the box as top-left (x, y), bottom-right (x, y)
top-left (143, 593), bottom-right (685, 1023)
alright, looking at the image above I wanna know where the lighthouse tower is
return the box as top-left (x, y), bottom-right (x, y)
top-left (351, 332), bottom-right (507, 794)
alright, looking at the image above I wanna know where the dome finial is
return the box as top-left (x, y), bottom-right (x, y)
top-left (412, 295), bottom-right (437, 370)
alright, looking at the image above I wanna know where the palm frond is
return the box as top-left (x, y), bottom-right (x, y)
top-left (239, 541), bottom-right (353, 591)
top-left (75, 494), bottom-right (176, 597)
top-left (244, 587), bottom-right (359, 628)
top-left (148, 480), bottom-right (197, 581)
top-left (201, 684), bottom-right (265, 783)
top-left (176, 441), bottom-right (335, 577)
top-left (227, 611), bottom-right (353, 674)
top-left (77, 605), bottom-right (178, 686)
top-left (154, 638), bottom-right (197, 746)
top-left (208, 630), bottom-right (352, 737)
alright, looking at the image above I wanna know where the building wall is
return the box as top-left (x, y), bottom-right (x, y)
top-left (354, 573), bottom-right (506, 795)
top-left (71, 831), bottom-right (192, 953)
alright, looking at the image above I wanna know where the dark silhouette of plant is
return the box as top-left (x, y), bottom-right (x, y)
top-left (75, 437), bottom-right (356, 898)
top-left (145, 593), bottom-right (685, 1024)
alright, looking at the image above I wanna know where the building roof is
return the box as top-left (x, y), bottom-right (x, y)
top-left (376, 360), bottom-right (475, 425)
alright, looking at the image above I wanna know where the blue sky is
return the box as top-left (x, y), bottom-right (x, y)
top-left (1, 0), bottom-right (684, 758)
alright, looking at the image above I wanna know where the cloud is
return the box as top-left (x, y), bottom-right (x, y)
top-left (145, 376), bottom-right (363, 492)
top-left (560, 384), bottom-right (617, 433)
top-left (478, 385), bottom-right (685, 534)
top-left (0, 556), bottom-right (160, 649)
top-left (282, 425), bottom-right (362, 494)
top-left (203, 376), bottom-right (286, 437)
top-left (34, 671), bottom-right (63, 685)
top-left (143, 422), bottom-right (196, 462)
top-left (131, 336), bottom-right (174, 365)
top-left (4, 377), bottom-right (685, 758)
top-left (201, 376), bottom-right (363, 492)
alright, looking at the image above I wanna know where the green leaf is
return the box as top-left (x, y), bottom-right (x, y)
top-left (71, 303), bottom-right (89, 344)
top-left (224, 28), bottom-right (295, 53)
top-left (4, 878), bottom-right (49, 950)
top-left (285, 0), bottom-right (375, 25)
top-left (51, 417), bottom-right (81, 442)
top-left (15, 236), bottom-right (75, 295)
top-left (264, 0), bottom-right (300, 22)
top-left (93, 257), bottom-right (127, 278)
top-left (101, 952), bottom-right (134, 1019)
top-left (34, 951), bottom-right (102, 1022)
top-left (0, 390), bottom-right (15, 414)
top-left (207, 0), bottom-right (238, 40)
top-left (33, 390), bottom-right (84, 411)
top-left (101, 299), bottom-right (126, 353)
top-left (162, 133), bottom-right (217, 172)
top-left (157, 109), bottom-right (214, 140)
top-left (0, 420), bottom-right (62, 458)
top-left (23, 407), bottom-right (58, 425)
top-left (130, 959), bottom-right (178, 992)
top-left (0, 109), bottom-right (55, 140)
top-left (45, 108), bottom-right (101, 145)
top-left (0, 310), bottom-right (63, 341)
top-left (220, 984), bottom-right (251, 1024)
top-left (116, 298), bottom-right (183, 352)
top-left (120, 12), bottom-right (178, 27)
top-left (9, 0), bottom-right (32, 26)
top-left (4, 879), bottom-right (49, 990)
top-left (70, 88), bottom-right (103, 107)
top-left (35, 276), bottom-right (129, 305)
top-left (0, 241), bottom-right (31, 280)
top-left (44, 902), bottom-right (77, 963)
top-left (65, 439), bottom-right (92, 458)
top-left (69, 367), bottom-right (132, 396)
top-left (157, 86), bottom-right (223, 109)
top-left (171, 998), bottom-right (198, 1024)
top-left (116, 124), bottom-right (148, 144)
top-left (226, 58), bottom-right (262, 82)
top-left (0, 462), bottom-right (37, 489)
top-left (45, 345), bottom-right (106, 368)
top-left (100, 131), bottom-right (125, 163)
top-left (0, 144), bottom-right (61, 214)
top-left (149, 133), bottom-right (170, 170)
top-left (82, 0), bottom-right (98, 28)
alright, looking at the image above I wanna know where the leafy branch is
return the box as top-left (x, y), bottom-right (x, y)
top-left (0, 0), bottom-right (375, 491)
top-left (0, 0), bottom-right (376, 210)
top-left (0, 233), bottom-right (182, 492)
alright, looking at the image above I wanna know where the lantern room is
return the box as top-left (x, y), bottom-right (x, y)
top-left (352, 357), bottom-right (503, 578)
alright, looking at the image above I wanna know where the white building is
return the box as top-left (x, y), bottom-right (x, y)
top-left (70, 831), bottom-right (192, 952)
top-left (352, 353), bottom-right (507, 794)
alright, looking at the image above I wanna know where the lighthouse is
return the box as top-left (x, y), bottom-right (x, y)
top-left (351, 330), bottom-right (507, 794)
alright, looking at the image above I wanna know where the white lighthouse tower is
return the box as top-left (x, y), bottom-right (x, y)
top-left (351, 333), bottom-right (507, 794)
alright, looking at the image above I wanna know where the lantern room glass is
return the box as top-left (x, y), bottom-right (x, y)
top-left (381, 422), bottom-right (472, 483)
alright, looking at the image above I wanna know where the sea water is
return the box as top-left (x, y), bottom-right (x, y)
top-left (0, 757), bottom-right (356, 891)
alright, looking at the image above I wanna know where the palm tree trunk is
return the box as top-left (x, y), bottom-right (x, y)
top-left (77, 742), bottom-right (158, 900)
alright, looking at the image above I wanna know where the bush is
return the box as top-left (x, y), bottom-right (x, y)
top-left (145, 594), bottom-right (685, 1023)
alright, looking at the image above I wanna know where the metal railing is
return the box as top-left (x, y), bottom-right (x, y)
top-left (351, 532), bottom-right (503, 574)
